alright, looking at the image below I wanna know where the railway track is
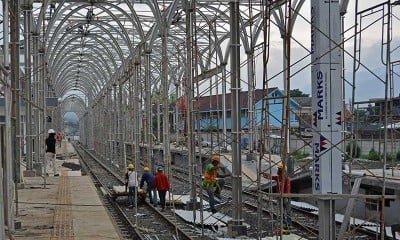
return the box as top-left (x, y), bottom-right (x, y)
top-left (75, 142), bottom-right (382, 239)
top-left (74, 144), bottom-right (208, 240)
top-left (172, 165), bottom-right (380, 239)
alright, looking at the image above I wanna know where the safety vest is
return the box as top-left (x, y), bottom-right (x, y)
top-left (204, 164), bottom-right (217, 183)
top-left (203, 163), bottom-right (221, 190)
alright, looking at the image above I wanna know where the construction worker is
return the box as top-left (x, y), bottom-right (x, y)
top-left (125, 164), bottom-right (137, 208)
top-left (56, 132), bottom-right (62, 148)
top-left (140, 166), bottom-right (156, 205)
top-left (263, 163), bottom-right (292, 226)
top-left (203, 155), bottom-right (229, 214)
top-left (153, 166), bottom-right (170, 211)
top-left (45, 129), bottom-right (57, 176)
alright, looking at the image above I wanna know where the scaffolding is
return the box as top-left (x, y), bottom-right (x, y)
top-left (0, 0), bottom-right (400, 239)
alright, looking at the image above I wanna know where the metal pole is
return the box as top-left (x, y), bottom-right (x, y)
top-left (32, 34), bottom-right (40, 167)
top-left (228, 0), bottom-right (246, 236)
top-left (144, 44), bottom-right (153, 171)
top-left (337, 0), bottom-right (351, 237)
top-left (107, 89), bottom-right (112, 165)
top-left (118, 80), bottom-right (124, 166)
top-left (88, 97), bottom-right (94, 150)
top-left (0, 125), bottom-right (5, 240)
top-left (1, 1), bottom-right (10, 237)
top-left (136, 54), bottom-right (142, 166)
top-left (122, 79), bottom-right (127, 169)
top-left (22, 2), bottom-right (33, 171)
top-left (134, 58), bottom-right (141, 224)
top-left (247, 52), bottom-right (255, 156)
top-left (12, 0), bottom-right (22, 183)
top-left (184, 0), bottom-right (199, 227)
top-left (41, 42), bottom-right (47, 188)
top-left (8, 0), bottom-right (21, 235)
top-left (157, 98), bottom-right (161, 144)
top-left (175, 82), bottom-right (179, 145)
top-left (115, 82), bottom-right (124, 166)
top-left (113, 84), bottom-right (117, 166)
top-left (280, 1), bottom-right (292, 235)
top-left (222, 65), bottom-right (227, 148)
top-left (161, 18), bottom-right (171, 176)
top-left (380, 2), bottom-right (391, 239)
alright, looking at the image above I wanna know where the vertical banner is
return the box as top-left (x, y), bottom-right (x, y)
top-left (311, 0), bottom-right (342, 194)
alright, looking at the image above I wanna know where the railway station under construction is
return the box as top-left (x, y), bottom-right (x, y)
top-left (1, 0), bottom-right (400, 239)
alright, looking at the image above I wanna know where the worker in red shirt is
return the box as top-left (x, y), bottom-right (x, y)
top-left (153, 166), bottom-right (170, 211)
top-left (263, 163), bottom-right (292, 226)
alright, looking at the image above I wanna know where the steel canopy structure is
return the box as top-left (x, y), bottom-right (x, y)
top-left (1, 0), bottom-right (400, 239)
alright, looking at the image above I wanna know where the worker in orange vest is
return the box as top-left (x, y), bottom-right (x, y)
top-left (56, 132), bottom-right (62, 148)
top-left (203, 155), bottom-right (229, 214)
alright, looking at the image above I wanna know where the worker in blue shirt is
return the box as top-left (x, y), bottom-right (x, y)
top-left (140, 166), bottom-right (157, 205)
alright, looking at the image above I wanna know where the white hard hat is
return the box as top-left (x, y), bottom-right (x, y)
top-left (48, 129), bottom-right (56, 134)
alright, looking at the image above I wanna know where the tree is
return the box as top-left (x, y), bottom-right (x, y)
top-left (367, 148), bottom-right (380, 161)
top-left (290, 88), bottom-right (309, 97)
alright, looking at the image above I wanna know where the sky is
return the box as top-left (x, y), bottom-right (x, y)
top-left (1, 1), bottom-right (398, 107)
top-left (248, 0), bottom-right (400, 105)
top-left (64, 112), bottom-right (78, 122)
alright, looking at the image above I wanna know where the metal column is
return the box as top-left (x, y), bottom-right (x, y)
top-left (161, 17), bottom-right (171, 175)
top-left (227, 0), bottom-right (246, 236)
top-left (22, 1), bottom-right (33, 171)
top-left (144, 44), bottom-right (153, 171)
top-left (1, 1), bottom-right (10, 237)
top-left (311, 0), bottom-right (343, 239)
top-left (184, 0), bottom-right (198, 225)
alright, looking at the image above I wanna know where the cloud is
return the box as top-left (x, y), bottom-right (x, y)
top-left (250, 0), bottom-right (400, 104)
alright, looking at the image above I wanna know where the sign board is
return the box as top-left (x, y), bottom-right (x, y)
top-left (311, 0), bottom-right (342, 194)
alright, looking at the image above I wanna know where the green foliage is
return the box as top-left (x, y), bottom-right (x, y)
top-left (367, 149), bottom-right (380, 161)
top-left (366, 149), bottom-right (398, 161)
top-left (291, 151), bottom-right (310, 160)
top-left (290, 88), bottom-right (309, 97)
top-left (397, 151), bottom-right (400, 161)
top-left (346, 141), bottom-right (361, 158)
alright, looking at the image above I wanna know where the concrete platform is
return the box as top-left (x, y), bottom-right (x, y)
top-left (221, 153), bottom-right (281, 190)
top-left (14, 140), bottom-right (121, 239)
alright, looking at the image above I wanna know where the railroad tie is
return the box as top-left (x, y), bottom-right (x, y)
top-left (51, 176), bottom-right (74, 239)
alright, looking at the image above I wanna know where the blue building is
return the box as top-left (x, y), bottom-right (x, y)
top-left (187, 87), bottom-right (301, 131)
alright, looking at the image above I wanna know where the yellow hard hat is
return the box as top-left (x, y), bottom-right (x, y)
top-left (143, 167), bottom-right (150, 172)
top-left (211, 155), bottom-right (220, 162)
top-left (128, 164), bottom-right (134, 169)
